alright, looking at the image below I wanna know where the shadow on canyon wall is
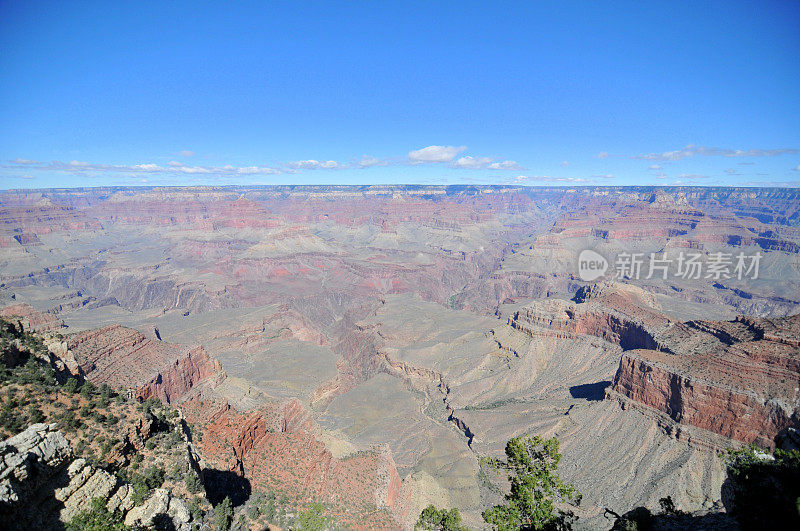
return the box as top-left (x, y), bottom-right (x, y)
top-left (569, 380), bottom-right (611, 401)
top-left (202, 468), bottom-right (252, 508)
top-left (0, 456), bottom-right (71, 530)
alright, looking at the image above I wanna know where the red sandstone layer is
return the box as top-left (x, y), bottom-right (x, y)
top-left (0, 303), bottom-right (64, 332)
top-left (68, 324), bottom-right (221, 402)
top-left (180, 394), bottom-right (407, 529)
top-left (610, 315), bottom-right (800, 448)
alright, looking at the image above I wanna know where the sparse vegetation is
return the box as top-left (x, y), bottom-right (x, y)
top-left (415, 504), bottom-right (467, 530)
top-left (128, 465), bottom-right (166, 505)
top-left (185, 469), bottom-right (203, 493)
top-left (482, 435), bottom-right (580, 530)
top-left (295, 502), bottom-right (332, 530)
top-left (65, 497), bottom-right (130, 531)
top-left (724, 444), bottom-right (800, 528)
top-left (213, 496), bottom-right (234, 531)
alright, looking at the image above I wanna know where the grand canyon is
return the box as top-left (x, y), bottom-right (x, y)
top-left (1, 185), bottom-right (798, 529)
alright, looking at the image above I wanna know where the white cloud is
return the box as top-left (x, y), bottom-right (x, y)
top-left (175, 166), bottom-right (212, 174)
top-left (2, 146), bottom-right (531, 180)
top-left (550, 176), bottom-right (593, 183)
top-left (18, 159), bottom-right (280, 177)
top-left (236, 166), bottom-right (280, 175)
top-left (655, 172), bottom-right (668, 179)
top-left (597, 152), bottom-right (609, 159)
top-left (635, 144), bottom-right (798, 161)
top-left (561, 161), bottom-right (570, 167)
top-left (513, 175), bottom-right (593, 184)
top-left (132, 163), bottom-right (162, 171)
top-left (16, 175), bottom-right (35, 179)
top-left (592, 174), bottom-right (614, 179)
top-left (357, 155), bottom-right (385, 168)
top-left (487, 160), bottom-right (523, 171)
top-left (452, 156), bottom-right (493, 169)
top-left (180, 150), bottom-right (195, 157)
top-left (648, 164), bottom-right (661, 170)
top-left (288, 159), bottom-right (339, 170)
top-left (450, 156), bottom-right (522, 170)
top-left (408, 145), bottom-right (466, 163)
top-left (793, 165), bottom-right (800, 172)
top-left (677, 173), bottom-right (711, 179)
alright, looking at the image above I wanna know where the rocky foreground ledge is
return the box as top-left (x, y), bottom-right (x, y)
top-left (0, 423), bottom-right (193, 529)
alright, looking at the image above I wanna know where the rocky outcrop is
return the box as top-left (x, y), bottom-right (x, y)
top-left (0, 308), bottom-right (81, 379)
top-left (508, 283), bottom-right (680, 352)
top-left (506, 284), bottom-right (800, 449)
top-left (0, 303), bottom-right (64, 333)
top-left (124, 488), bottom-right (191, 529)
top-left (610, 314), bottom-right (800, 448)
top-left (0, 423), bottom-right (195, 529)
top-left (69, 324), bottom-right (223, 402)
top-left (0, 423), bottom-right (72, 510)
top-left (180, 392), bottom-right (408, 528)
top-left (136, 346), bottom-right (224, 404)
top-left (55, 457), bottom-right (123, 522)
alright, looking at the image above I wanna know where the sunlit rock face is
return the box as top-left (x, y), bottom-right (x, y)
top-left (610, 314), bottom-right (800, 449)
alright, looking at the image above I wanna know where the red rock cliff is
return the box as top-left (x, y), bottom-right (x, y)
top-left (610, 315), bottom-right (800, 448)
top-left (135, 346), bottom-right (223, 403)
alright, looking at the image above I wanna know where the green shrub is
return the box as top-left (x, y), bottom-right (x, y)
top-left (415, 505), bottom-right (467, 530)
top-left (130, 466), bottom-right (165, 506)
top-left (189, 498), bottom-right (204, 521)
top-left (295, 502), bottom-right (331, 530)
top-left (185, 470), bottom-right (203, 493)
top-left (27, 405), bottom-right (45, 424)
top-left (80, 380), bottom-right (97, 398)
top-left (213, 496), bottom-right (233, 531)
top-left (482, 435), bottom-right (580, 530)
top-left (63, 377), bottom-right (80, 394)
top-left (65, 497), bottom-right (129, 531)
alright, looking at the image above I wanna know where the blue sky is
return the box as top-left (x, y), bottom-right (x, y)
top-left (1, 0), bottom-right (799, 189)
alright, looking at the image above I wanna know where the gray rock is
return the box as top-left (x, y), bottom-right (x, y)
top-left (55, 458), bottom-right (119, 521)
top-left (0, 423), bottom-right (72, 507)
top-left (124, 488), bottom-right (193, 530)
top-left (0, 423), bottom-right (196, 530)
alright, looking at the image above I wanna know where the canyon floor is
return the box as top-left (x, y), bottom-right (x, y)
top-left (1, 185), bottom-right (799, 529)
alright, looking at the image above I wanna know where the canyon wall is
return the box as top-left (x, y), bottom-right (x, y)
top-left (610, 315), bottom-right (800, 449)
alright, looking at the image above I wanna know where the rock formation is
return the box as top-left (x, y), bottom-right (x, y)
top-left (609, 314), bottom-right (800, 449)
top-left (68, 324), bottom-right (222, 402)
top-left (0, 423), bottom-right (193, 530)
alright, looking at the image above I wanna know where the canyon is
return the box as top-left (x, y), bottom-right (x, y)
top-left (0, 185), bottom-right (798, 529)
